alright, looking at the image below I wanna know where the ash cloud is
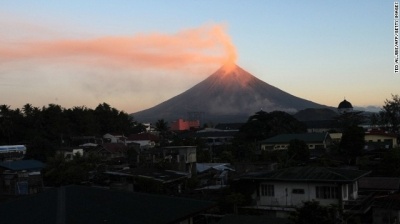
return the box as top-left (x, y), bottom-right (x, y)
top-left (0, 24), bottom-right (236, 71)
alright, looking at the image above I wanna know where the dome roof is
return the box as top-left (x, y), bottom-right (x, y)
top-left (338, 99), bottom-right (353, 109)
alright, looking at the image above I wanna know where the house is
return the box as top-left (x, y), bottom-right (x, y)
top-left (196, 163), bottom-right (235, 189)
top-left (57, 148), bottom-right (84, 160)
top-left (259, 133), bottom-right (332, 155)
top-left (70, 136), bottom-right (102, 146)
top-left (93, 143), bottom-right (128, 162)
top-left (358, 178), bottom-right (400, 224)
top-left (329, 132), bottom-right (343, 144)
top-left (103, 133), bottom-right (127, 144)
top-left (194, 128), bottom-right (238, 146)
top-left (0, 145), bottom-right (26, 161)
top-left (364, 129), bottom-right (399, 150)
top-left (0, 159), bottom-right (45, 195)
top-left (0, 185), bottom-right (215, 224)
top-left (236, 166), bottom-right (372, 218)
top-left (144, 146), bottom-right (197, 175)
top-left (105, 168), bottom-right (189, 194)
top-left (126, 133), bottom-right (159, 150)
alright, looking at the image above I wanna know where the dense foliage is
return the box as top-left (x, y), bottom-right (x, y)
top-left (0, 103), bottom-right (144, 161)
top-left (380, 94), bottom-right (400, 133)
top-left (289, 200), bottom-right (340, 224)
top-left (288, 139), bottom-right (310, 162)
top-left (44, 152), bottom-right (102, 186)
top-left (237, 110), bottom-right (307, 142)
top-left (340, 125), bottom-right (365, 164)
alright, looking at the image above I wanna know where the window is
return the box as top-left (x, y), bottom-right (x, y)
top-left (261, 184), bottom-right (274, 196)
top-left (343, 185), bottom-right (348, 198)
top-left (316, 186), bottom-right (338, 199)
top-left (292, 189), bottom-right (305, 194)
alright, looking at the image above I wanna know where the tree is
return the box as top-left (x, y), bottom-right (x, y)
top-left (288, 139), bottom-right (310, 162)
top-left (155, 119), bottom-right (170, 145)
top-left (336, 111), bottom-right (366, 130)
top-left (234, 110), bottom-right (306, 162)
top-left (94, 102), bottom-right (136, 134)
top-left (381, 94), bottom-right (400, 132)
top-left (340, 125), bottom-right (365, 165)
top-left (155, 119), bottom-right (169, 134)
top-left (379, 147), bottom-right (400, 176)
top-left (219, 150), bottom-right (235, 163)
top-left (369, 113), bottom-right (380, 127)
top-left (289, 200), bottom-right (340, 224)
top-left (238, 110), bottom-right (306, 142)
top-left (225, 192), bottom-right (245, 214)
top-left (44, 152), bottom-right (101, 186)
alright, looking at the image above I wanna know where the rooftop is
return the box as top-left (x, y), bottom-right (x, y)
top-left (358, 177), bottom-right (400, 191)
top-left (239, 166), bottom-right (371, 183)
top-left (0, 185), bottom-right (215, 224)
top-left (0, 159), bottom-right (45, 171)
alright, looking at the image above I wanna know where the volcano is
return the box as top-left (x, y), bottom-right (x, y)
top-left (132, 64), bottom-right (328, 123)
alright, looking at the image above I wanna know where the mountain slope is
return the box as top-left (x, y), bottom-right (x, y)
top-left (132, 64), bottom-right (328, 123)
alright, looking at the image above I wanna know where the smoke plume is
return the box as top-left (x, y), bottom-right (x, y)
top-left (0, 24), bottom-right (237, 71)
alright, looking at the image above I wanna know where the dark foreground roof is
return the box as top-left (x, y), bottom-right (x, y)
top-left (239, 166), bottom-right (371, 183)
top-left (0, 159), bottom-right (45, 171)
top-left (218, 214), bottom-right (289, 224)
top-left (358, 177), bottom-right (400, 191)
top-left (374, 194), bottom-right (400, 210)
top-left (0, 185), bottom-right (215, 224)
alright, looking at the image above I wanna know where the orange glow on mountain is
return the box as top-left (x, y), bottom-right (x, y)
top-left (0, 24), bottom-right (237, 72)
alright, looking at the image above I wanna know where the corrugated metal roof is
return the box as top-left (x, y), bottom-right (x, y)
top-left (240, 166), bottom-right (370, 183)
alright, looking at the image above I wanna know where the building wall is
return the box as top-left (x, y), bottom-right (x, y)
top-left (256, 181), bottom-right (358, 208)
top-left (260, 142), bottom-right (327, 151)
top-left (365, 135), bottom-right (398, 148)
top-left (170, 119), bottom-right (200, 131)
top-left (329, 133), bottom-right (342, 143)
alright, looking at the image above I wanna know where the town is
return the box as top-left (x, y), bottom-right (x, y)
top-left (0, 95), bottom-right (399, 224)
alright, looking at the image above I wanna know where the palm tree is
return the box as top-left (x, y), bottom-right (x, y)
top-left (155, 119), bottom-right (169, 145)
top-left (155, 119), bottom-right (169, 133)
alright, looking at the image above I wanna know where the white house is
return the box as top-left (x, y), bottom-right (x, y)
top-left (237, 166), bottom-right (372, 218)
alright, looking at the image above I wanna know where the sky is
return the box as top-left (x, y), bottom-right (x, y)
top-left (0, 1), bottom-right (396, 113)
